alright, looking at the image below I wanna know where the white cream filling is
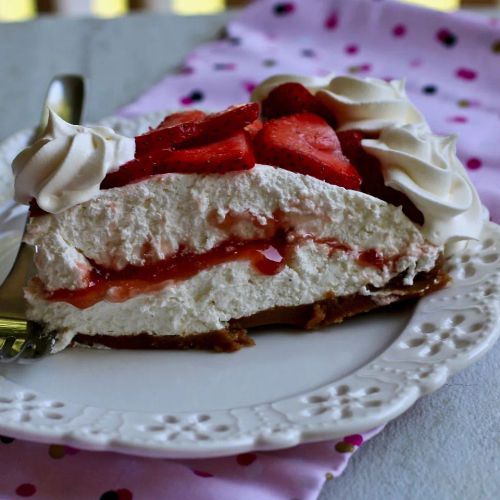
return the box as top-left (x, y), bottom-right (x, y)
top-left (26, 239), bottom-right (439, 352)
top-left (26, 165), bottom-right (435, 291)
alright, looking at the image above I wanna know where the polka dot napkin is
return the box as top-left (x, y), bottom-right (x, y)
top-left (1, 1), bottom-right (499, 499)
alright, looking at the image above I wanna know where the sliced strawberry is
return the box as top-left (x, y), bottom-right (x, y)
top-left (337, 130), bottom-right (424, 224)
top-left (337, 130), bottom-right (366, 165)
top-left (135, 103), bottom-right (259, 156)
top-left (244, 118), bottom-right (263, 139)
top-left (102, 132), bottom-right (255, 189)
top-left (153, 131), bottom-right (255, 174)
top-left (181, 103), bottom-right (260, 147)
top-left (155, 110), bottom-right (206, 129)
top-left (261, 82), bottom-right (336, 125)
top-left (135, 122), bottom-right (197, 157)
top-left (100, 158), bottom-right (154, 189)
top-left (254, 113), bottom-right (361, 190)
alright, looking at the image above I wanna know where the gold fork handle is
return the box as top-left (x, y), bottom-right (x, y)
top-left (0, 244), bottom-right (34, 320)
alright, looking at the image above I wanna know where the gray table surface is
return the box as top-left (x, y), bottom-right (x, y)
top-left (0, 11), bottom-right (499, 500)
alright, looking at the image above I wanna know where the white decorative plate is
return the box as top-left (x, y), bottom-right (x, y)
top-left (0, 115), bottom-right (499, 459)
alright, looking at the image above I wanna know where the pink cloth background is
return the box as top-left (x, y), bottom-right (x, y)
top-left (1, 1), bottom-right (499, 499)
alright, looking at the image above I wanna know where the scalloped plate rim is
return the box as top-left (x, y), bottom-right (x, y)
top-left (0, 114), bottom-right (499, 459)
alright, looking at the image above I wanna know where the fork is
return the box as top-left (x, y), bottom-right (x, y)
top-left (0, 75), bottom-right (84, 362)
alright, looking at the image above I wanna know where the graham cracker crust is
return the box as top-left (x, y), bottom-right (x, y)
top-left (74, 258), bottom-right (449, 352)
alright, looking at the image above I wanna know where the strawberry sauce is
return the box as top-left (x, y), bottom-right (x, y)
top-left (45, 230), bottom-right (395, 310)
top-left (48, 234), bottom-right (290, 309)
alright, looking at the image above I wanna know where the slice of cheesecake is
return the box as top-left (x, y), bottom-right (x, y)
top-left (14, 75), bottom-right (481, 354)
top-left (24, 164), bottom-right (445, 352)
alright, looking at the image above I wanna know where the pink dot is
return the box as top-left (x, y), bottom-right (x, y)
top-left (456, 68), bottom-right (477, 81)
top-left (466, 158), bottom-right (482, 169)
top-left (64, 446), bottom-right (80, 455)
top-left (410, 58), bottom-right (423, 68)
top-left (392, 24), bottom-right (407, 37)
top-left (116, 489), bottom-right (133, 500)
top-left (180, 96), bottom-right (193, 106)
top-left (192, 470), bottom-right (214, 478)
top-left (179, 66), bottom-right (194, 75)
top-left (325, 13), bottom-right (338, 30)
top-left (345, 44), bottom-right (359, 55)
top-left (447, 116), bottom-right (468, 123)
top-left (236, 452), bottom-right (257, 466)
top-left (359, 63), bottom-right (372, 73)
top-left (242, 81), bottom-right (257, 94)
top-left (343, 434), bottom-right (364, 446)
top-left (16, 484), bottom-right (36, 497)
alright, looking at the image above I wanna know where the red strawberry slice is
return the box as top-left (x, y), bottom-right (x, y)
top-left (337, 130), bottom-right (424, 224)
top-left (135, 122), bottom-right (197, 157)
top-left (244, 118), bottom-right (263, 139)
top-left (100, 158), bottom-right (154, 189)
top-left (189, 103), bottom-right (259, 144)
top-left (254, 113), bottom-right (361, 190)
top-left (261, 82), bottom-right (336, 125)
top-left (153, 131), bottom-right (255, 175)
top-left (337, 130), bottom-right (366, 165)
top-left (102, 132), bottom-right (255, 189)
top-left (135, 103), bottom-right (260, 156)
top-left (155, 110), bottom-right (206, 129)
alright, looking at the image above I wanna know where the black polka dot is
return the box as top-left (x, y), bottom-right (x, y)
top-left (301, 48), bottom-right (315, 57)
top-left (100, 492), bottom-right (119, 500)
top-left (273, 3), bottom-right (294, 15)
top-left (263, 59), bottom-right (276, 67)
top-left (437, 29), bottom-right (457, 48)
top-left (422, 85), bottom-right (437, 95)
top-left (0, 435), bottom-right (14, 444)
top-left (228, 36), bottom-right (240, 45)
top-left (189, 90), bottom-right (204, 102)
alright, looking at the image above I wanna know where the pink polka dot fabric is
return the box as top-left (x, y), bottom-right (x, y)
top-left (0, 431), bottom-right (379, 499)
top-left (1, 1), bottom-right (499, 499)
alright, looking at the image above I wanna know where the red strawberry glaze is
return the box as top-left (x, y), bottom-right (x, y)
top-left (358, 249), bottom-right (386, 270)
top-left (44, 224), bottom-right (397, 310)
top-left (46, 233), bottom-right (290, 309)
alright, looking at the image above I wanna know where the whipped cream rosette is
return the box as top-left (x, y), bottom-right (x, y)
top-left (362, 123), bottom-right (482, 246)
top-left (13, 109), bottom-right (135, 213)
top-left (315, 76), bottom-right (427, 132)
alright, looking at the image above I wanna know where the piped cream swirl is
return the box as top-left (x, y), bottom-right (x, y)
top-left (13, 110), bottom-right (135, 213)
top-left (316, 76), bottom-right (427, 132)
top-left (362, 124), bottom-right (483, 245)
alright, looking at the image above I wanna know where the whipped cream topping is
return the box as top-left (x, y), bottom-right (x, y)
top-left (362, 124), bottom-right (483, 245)
top-left (13, 110), bottom-right (135, 213)
top-left (252, 74), bottom-right (426, 133)
top-left (315, 76), bottom-right (427, 132)
top-left (251, 73), bottom-right (336, 102)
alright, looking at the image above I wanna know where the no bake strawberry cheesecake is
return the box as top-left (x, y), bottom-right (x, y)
top-left (13, 74), bottom-right (482, 352)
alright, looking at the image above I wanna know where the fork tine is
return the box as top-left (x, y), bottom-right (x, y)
top-left (0, 335), bottom-right (28, 362)
top-left (0, 320), bottom-right (55, 363)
